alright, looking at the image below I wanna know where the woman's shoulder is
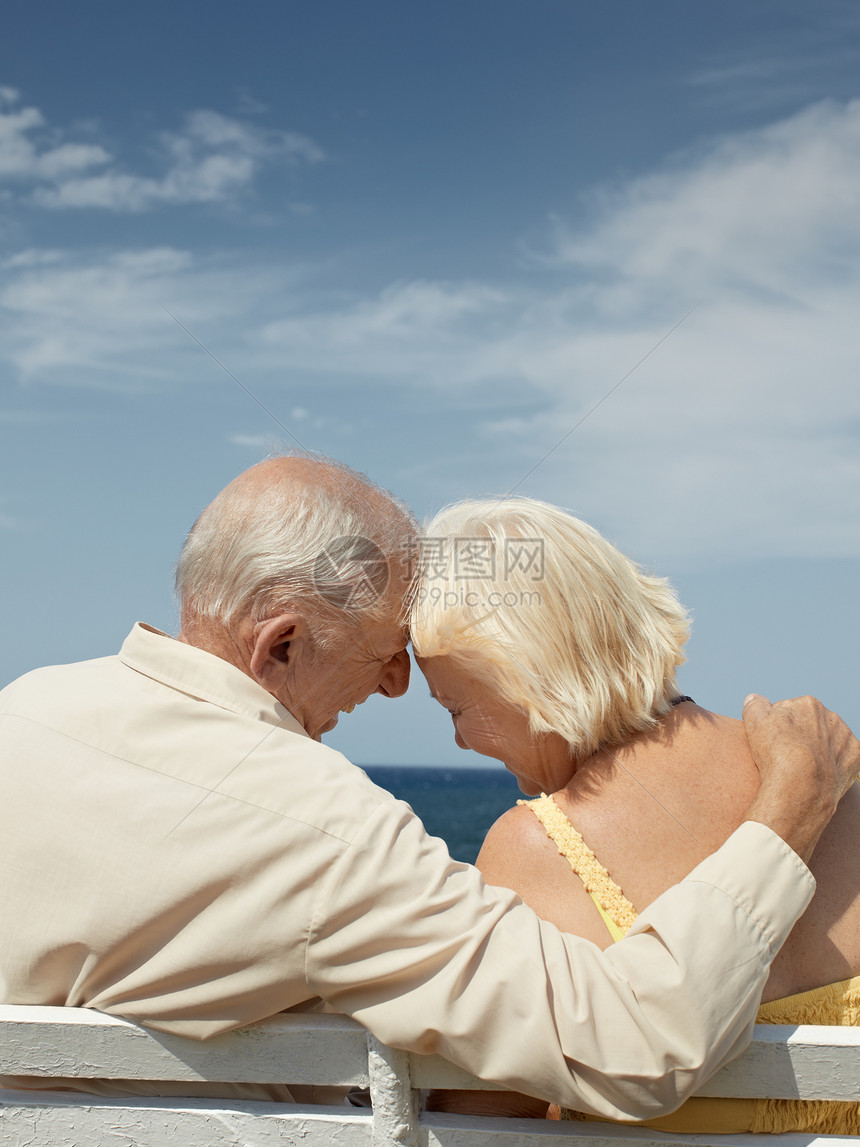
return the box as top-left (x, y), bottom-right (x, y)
top-left (476, 802), bottom-right (558, 882)
top-left (483, 799), bottom-right (552, 843)
top-left (476, 799), bottom-right (617, 945)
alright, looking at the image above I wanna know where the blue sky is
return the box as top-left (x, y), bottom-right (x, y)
top-left (1, 1), bottom-right (858, 766)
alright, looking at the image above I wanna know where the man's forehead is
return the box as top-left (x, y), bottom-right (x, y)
top-left (382, 553), bottom-right (415, 610)
top-left (367, 603), bottom-right (409, 653)
top-left (378, 614), bottom-right (410, 650)
top-left (343, 547), bottom-right (413, 649)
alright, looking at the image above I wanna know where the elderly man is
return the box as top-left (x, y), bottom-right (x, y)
top-left (1, 455), bottom-right (857, 1118)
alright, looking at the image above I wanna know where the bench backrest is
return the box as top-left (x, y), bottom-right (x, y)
top-left (1, 1007), bottom-right (859, 1146)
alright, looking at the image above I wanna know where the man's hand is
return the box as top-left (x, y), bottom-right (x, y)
top-left (743, 694), bottom-right (860, 864)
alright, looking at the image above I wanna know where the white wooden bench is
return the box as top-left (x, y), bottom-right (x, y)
top-left (1, 1006), bottom-right (858, 1146)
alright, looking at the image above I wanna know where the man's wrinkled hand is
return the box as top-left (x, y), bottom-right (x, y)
top-left (743, 694), bottom-right (860, 863)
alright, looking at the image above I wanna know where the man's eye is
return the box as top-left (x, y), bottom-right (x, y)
top-left (447, 709), bottom-right (460, 718)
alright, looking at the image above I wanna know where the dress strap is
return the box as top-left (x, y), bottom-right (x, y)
top-left (519, 794), bottom-right (638, 942)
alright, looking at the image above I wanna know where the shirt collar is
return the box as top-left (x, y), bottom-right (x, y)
top-left (119, 622), bottom-right (310, 737)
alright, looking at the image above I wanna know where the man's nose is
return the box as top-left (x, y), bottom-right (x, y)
top-left (376, 649), bottom-right (410, 698)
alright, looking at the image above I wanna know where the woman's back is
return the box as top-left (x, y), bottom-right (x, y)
top-left (478, 701), bottom-right (860, 1002)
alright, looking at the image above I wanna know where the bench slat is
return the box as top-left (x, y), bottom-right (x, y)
top-left (421, 1111), bottom-right (860, 1147)
top-left (3, 1008), bottom-right (859, 1098)
top-left (410, 1025), bottom-right (860, 1102)
top-left (1, 1095), bottom-right (857, 1147)
top-left (696, 1024), bottom-right (860, 1101)
top-left (0, 1007), bottom-right (370, 1086)
top-left (0, 1092), bottom-right (373, 1146)
top-left (2, 1007), bottom-right (858, 1147)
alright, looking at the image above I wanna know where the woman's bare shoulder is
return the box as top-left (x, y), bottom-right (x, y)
top-left (476, 802), bottom-right (614, 945)
top-left (476, 803), bottom-right (556, 880)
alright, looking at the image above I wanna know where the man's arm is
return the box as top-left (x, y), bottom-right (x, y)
top-left (308, 697), bottom-right (856, 1121)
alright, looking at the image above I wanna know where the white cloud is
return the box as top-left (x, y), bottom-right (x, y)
top-left (254, 101), bottom-right (860, 559)
top-left (229, 417), bottom-right (327, 451)
top-left (684, 10), bottom-right (860, 113)
top-left (466, 103), bottom-right (860, 559)
top-left (228, 433), bottom-right (280, 449)
top-left (234, 90), bottom-right (269, 117)
top-left (2, 248), bottom-right (65, 268)
top-left (0, 93), bottom-right (110, 180)
top-left (0, 246), bottom-right (288, 382)
top-left (547, 100), bottom-right (860, 304)
top-left (0, 91), bottom-right (324, 213)
top-left (32, 160), bottom-right (256, 211)
top-left (258, 280), bottom-right (512, 383)
top-left (178, 109), bottom-right (323, 164)
top-left (2, 100), bottom-right (858, 562)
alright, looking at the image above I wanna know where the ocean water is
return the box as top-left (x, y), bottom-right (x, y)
top-left (364, 765), bottom-right (522, 864)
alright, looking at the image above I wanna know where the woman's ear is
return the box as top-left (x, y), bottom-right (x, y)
top-left (249, 613), bottom-right (305, 693)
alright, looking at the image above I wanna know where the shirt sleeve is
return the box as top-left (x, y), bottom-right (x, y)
top-left (305, 805), bottom-right (815, 1120)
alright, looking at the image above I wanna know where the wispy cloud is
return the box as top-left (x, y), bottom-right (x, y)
top-left (480, 100), bottom-right (860, 559)
top-left (0, 89), bottom-right (324, 213)
top-left (254, 99), bottom-right (860, 559)
top-left (0, 246), bottom-right (299, 390)
top-left (0, 87), bottom-right (109, 181)
top-left (2, 99), bottom-right (858, 561)
top-left (547, 100), bottom-right (860, 303)
top-left (685, 8), bottom-right (860, 113)
top-left (229, 413), bottom-right (339, 450)
top-left (2, 249), bottom-right (65, 268)
top-left (257, 279), bottom-right (511, 383)
top-left (228, 432), bottom-right (285, 450)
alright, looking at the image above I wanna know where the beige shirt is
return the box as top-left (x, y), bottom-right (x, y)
top-left (0, 623), bottom-right (815, 1118)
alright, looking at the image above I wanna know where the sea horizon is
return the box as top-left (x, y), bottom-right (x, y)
top-left (365, 764), bottom-right (522, 865)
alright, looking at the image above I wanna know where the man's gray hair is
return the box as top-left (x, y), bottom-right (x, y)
top-left (175, 454), bottom-right (417, 628)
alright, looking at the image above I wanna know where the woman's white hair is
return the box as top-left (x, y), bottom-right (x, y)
top-left (175, 455), bottom-right (416, 631)
top-left (410, 497), bottom-right (690, 760)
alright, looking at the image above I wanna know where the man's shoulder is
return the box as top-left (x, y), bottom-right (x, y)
top-left (0, 653), bottom-right (122, 712)
top-left (214, 729), bottom-right (401, 845)
top-left (0, 650), bottom-right (400, 849)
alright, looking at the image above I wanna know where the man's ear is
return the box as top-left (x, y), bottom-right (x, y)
top-left (249, 613), bottom-right (306, 692)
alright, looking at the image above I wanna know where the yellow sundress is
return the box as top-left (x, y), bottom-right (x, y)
top-left (522, 793), bottom-right (860, 1135)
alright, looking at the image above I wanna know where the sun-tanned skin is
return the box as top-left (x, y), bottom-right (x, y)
top-left (476, 701), bottom-right (860, 1001)
top-left (420, 652), bottom-right (860, 1119)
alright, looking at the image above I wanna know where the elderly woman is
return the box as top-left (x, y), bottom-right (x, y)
top-left (410, 497), bottom-right (860, 1135)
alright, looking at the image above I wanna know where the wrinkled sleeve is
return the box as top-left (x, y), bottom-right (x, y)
top-left (305, 805), bottom-right (814, 1120)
